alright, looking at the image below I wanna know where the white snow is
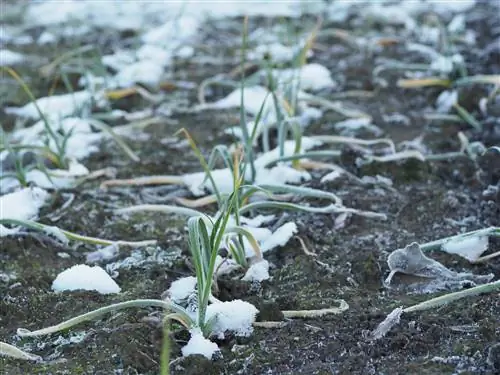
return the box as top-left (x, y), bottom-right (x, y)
top-left (0, 187), bottom-right (49, 236)
top-left (1, 50), bottom-right (24, 66)
top-left (213, 86), bottom-right (275, 122)
top-left (181, 328), bottom-right (220, 359)
top-left (9, 117), bottom-right (102, 161)
top-left (214, 255), bottom-right (240, 276)
top-left (333, 117), bottom-right (381, 136)
top-left (5, 91), bottom-right (94, 121)
top-left (274, 63), bottom-right (336, 91)
top-left (206, 300), bottom-right (259, 339)
top-left (249, 42), bottom-right (311, 64)
top-left (214, 65), bottom-right (333, 127)
top-left (260, 222), bottom-right (298, 253)
top-left (38, 31), bottom-right (57, 44)
top-left (253, 137), bottom-right (322, 168)
top-left (255, 164), bottom-right (310, 186)
top-left (240, 214), bottom-right (276, 228)
top-left (43, 225), bottom-right (69, 246)
top-left (52, 264), bottom-right (121, 294)
top-left (182, 168), bottom-right (234, 196)
top-left (426, 0), bottom-right (475, 13)
top-left (21, 160), bottom-right (90, 189)
top-left (448, 14), bottom-right (466, 33)
top-left (442, 236), bottom-right (489, 262)
top-left (242, 260), bottom-right (270, 282)
top-left (360, 4), bottom-right (417, 30)
top-left (436, 90), bottom-right (458, 113)
top-left (102, 51), bottom-right (136, 72)
top-left (136, 45), bottom-right (171, 67)
top-left (182, 138), bottom-right (319, 196)
top-left (321, 170), bottom-right (343, 183)
top-left (114, 61), bottom-right (164, 88)
top-left (175, 46), bottom-right (195, 59)
top-left (168, 276), bottom-right (197, 304)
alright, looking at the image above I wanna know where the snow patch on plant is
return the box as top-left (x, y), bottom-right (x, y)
top-left (206, 300), bottom-right (259, 339)
top-left (181, 328), bottom-right (220, 359)
top-left (168, 276), bottom-right (197, 304)
top-left (242, 260), bottom-right (270, 282)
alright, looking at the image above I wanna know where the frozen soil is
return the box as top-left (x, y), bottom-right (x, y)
top-left (1, 2), bottom-right (499, 375)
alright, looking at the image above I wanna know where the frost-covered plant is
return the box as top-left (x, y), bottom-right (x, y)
top-left (2, 67), bottom-right (72, 169)
top-left (0, 218), bottom-right (156, 247)
top-left (1, 67), bottom-right (139, 190)
top-left (0, 142), bottom-right (39, 188)
top-left (5, 194), bottom-right (260, 366)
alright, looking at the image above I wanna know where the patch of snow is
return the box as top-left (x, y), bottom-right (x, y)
top-left (418, 25), bottom-right (440, 45)
top-left (326, 0), bottom-right (356, 22)
top-left (52, 264), bottom-right (121, 294)
top-left (181, 328), bottom-right (219, 359)
top-left (114, 61), bottom-right (164, 88)
top-left (182, 138), bottom-right (318, 196)
top-left (274, 63), bottom-right (336, 91)
top-left (182, 168), bottom-right (234, 196)
top-left (249, 42), bottom-right (312, 64)
top-left (23, 160), bottom-right (90, 189)
top-left (239, 227), bottom-right (272, 244)
top-left (141, 16), bottom-right (199, 47)
top-left (168, 276), bottom-right (197, 304)
top-left (214, 255), bottom-right (240, 276)
top-left (298, 106), bottom-right (323, 126)
top-left (260, 222), bottom-right (298, 253)
top-left (382, 113), bottom-right (411, 126)
top-left (426, 0), bottom-right (475, 13)
top-left (5, 91), bottom-right (94, 121)
top-left (43, 225), bottom-right (69, 246)
top-left (255, 164), bottom-right (310, 186)
top-left (136, 45), bottom-right (172, 67)
top-left (206, 300), bottom-right (259, 339)
top-left (334, 117), bottom-right (383, 137)
top-left (242, 260), bottom-right (270, 282)
top-left (240, 215), bottom-right (276, 228)
top-left (213, 86), bottom-right (275, 122)
top-left (38, 31), bottom-right (57, 44)
top-left (321, 170), bottom-right (343, 183)
top-left (254, 137), bottom-right (322, 168)
top-left (360, 175), bottom-right (393, 187)
top-left (102, 50), bottom-right (136, 72)
top-left (360, 4), bottom-right (416, 30)
top-left (0, 187), bottom-right (49, 236)
top-left (442, 236), bottom-right (489, 262)
top-left (175, 46), bottom-right (195, 59)
top-left (448, 14), bottom-right (466, 33)
top-left (436, 90), bottom-right (458, 113)
top-left (1, 50), bottom-right (24, 66)
top-left (426, 53), bottom-right (464, 75)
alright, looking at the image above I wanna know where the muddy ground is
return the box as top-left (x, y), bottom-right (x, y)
top-left (1, 2), bottom-right (499, 375)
